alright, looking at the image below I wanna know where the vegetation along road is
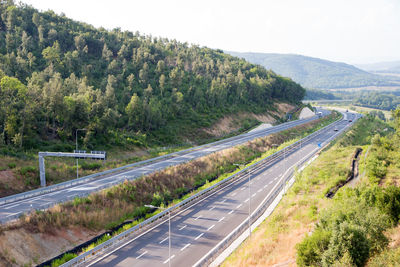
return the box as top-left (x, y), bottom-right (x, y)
top-left (0, 109), bottom-right (329, 225)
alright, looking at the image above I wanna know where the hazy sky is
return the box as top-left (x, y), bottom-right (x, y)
top-left (21, 0), bottom-right (400, 64)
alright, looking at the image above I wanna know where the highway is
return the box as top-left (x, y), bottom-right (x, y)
top-left (0, 110), bottom-right (329, 224)
top-left (85, 112), bottom-right (358, 267)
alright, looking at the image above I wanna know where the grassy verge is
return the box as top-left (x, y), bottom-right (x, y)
top-left (12, 113), bottom-right (341, 267)
top-left (223, 113), bottom-right (398, 267)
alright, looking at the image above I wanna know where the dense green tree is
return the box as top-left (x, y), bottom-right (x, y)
top-left (0, 2), bottom-right (305, 148)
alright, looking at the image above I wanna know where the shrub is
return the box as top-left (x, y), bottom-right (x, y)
top-left (80, 161), bottom-right (102, 170)
top-left (297, 228), bottom-right (331, 266)
top-left (7, 162), bottom-right (16, 169)
top-left (19, 166), bottom-right (37, 176)
top-left (321, 222), bottom-right (370, 267)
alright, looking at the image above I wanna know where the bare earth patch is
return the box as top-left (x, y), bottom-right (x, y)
top-left (0, 226), bottom-right (100, 266)
top-left (203, 103), bottom-right (295, 137)
top-left (0, 170), bottom-right (25, 197)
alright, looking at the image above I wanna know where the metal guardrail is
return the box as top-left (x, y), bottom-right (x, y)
top-left (0, 115), bottom-right (321, 207)
top-left (60, 115), bottom-right (344, 267)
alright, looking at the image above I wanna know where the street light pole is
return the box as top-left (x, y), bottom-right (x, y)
top-left (234, 163), bottom-right (251, 237)
top-left (145, 205), bottom-right (171, 267)
top-left (75, 128), bottom-right (86, 179)
top-left (248, 168), bottom-right (251, 237)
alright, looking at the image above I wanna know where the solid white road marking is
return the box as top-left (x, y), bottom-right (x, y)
top-left (218, 216), bottom-right (225, 222)
top-left (241, 187), bottom-right (246, 191)
top-left (231, 192), bottom-right (237, 197)
top-left (5, 212), bottom-right (20, 218)
top-left (136, 251), bottom-right (147, 259)
top-left (163, 254), bottom-right (175, 264)
top-left (195, 233), bottom-right (204, 240)
top-left (258, 189), bottom-right (262, 193)
top-left (208, 224), bottom-right (215, 231)
top-left (228, 210), bottom-right (234, 215)
top-left (252, 193), bottom-right (257, 197)
top-left (244, 198), bottom-right (249, 203)
top-left (181, 243), bottom-right (191, 251)
top-left (179, 225), bottom-right (187, 231)
top-left (209, 206), bottom-right (215, 211)
top-left (159, 237), bottom-right (169, 244)
top-left (220, 199), bottom-right (227, 204)
top-left (236, 204), bottom-right (242, 209)
top-left (3, 204), bottom-right (19, 209)
top-left (195, 215), bottom-right (202, 220)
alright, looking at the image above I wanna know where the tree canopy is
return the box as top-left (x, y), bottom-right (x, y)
top-left (0, 2), bottom-right (305, 148)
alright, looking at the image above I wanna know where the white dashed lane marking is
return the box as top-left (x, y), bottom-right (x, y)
top-left (195, 233), bottom-right (204, 240)
top-left (180, 243), bottom-right (191, 251)
top-left (159, 237), bottom-right (168, 244)
top-left (136, 251), bottom-right (147, 259)
top-left (163, 255), bottom-right (175, 264)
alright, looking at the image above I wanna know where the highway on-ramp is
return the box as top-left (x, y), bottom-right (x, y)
top-left (0, 110), bottom-right (329, 224)
top-left (86, 112), bottom-right (358, 267)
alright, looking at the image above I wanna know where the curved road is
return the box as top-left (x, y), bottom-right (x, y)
top-left (86, 112), bottom-right (358, 267)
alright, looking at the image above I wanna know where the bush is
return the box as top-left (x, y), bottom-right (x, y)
top-left (321, 222), bottom-right (370, 267)
top-left (19, 166), bottom-right (37, 176)
top-left (298, 187), bottom-right (393, 267)
top-left (297, 228), bottom-right (331, 266)
top-left (7, 162), bottom-right (16, 169)
top-left (80, 161), bottom-right (102, 170)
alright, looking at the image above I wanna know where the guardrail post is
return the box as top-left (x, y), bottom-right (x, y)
top-left (39, 153), bottom-right (46, 187)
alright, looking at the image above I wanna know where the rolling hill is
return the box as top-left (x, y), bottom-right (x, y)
top-left (0, 3), bottom-right (305, 150)
top-left (227, 52), bottom-right (400, 89)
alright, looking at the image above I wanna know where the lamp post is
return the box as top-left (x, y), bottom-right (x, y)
top-left (145, 204), bottom-right (171, 267)
top-left (75, 128), bottom-right (87, 179)
top-left (234, 163), bottom-right (251, 237)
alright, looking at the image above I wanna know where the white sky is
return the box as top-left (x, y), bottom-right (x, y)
top-left (21, 0), bottom-right (400, 64)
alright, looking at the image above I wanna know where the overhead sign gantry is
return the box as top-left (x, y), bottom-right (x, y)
top-left (38, 151), bottom-right (106, 187)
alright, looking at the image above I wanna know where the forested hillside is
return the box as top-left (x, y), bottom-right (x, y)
top-left (0, 1), bottom-right (305, 150)
top-left (227, 52), bottom-right (400, 89)
top-left (354, 91), bottom-right (400, 111)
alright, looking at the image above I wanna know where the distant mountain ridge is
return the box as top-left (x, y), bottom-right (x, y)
top-left (356, 61), bottom-right (400, 74)
top-left (227, 52), bottom-right (400, 89)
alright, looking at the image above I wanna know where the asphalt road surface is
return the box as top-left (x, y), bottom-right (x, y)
top-left (89, 112), bottom-right (358, 267)
top-left (0, 110), bottom-right (329, 224)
